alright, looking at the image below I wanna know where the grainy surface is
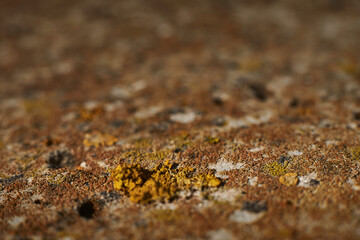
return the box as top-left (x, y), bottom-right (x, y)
top-left (1, 0), bottom-right (360, 239)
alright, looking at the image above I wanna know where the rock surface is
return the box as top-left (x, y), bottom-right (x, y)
top-left (1, 0), bottom-right (360, 239)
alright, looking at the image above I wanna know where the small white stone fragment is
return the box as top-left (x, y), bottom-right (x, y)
top-left (249, 147), bottom-right (265, 152)
top-left (325, 140), bottom-right (338, 145)
top-left (211, 189), bottom-right (241, 202)
top-left (227, 110), bottom-right (272, 128)
top-left (230, 210), bottom-right (265, 224)
top-left (348, 179), bottom-right (360, 191)
top-left (134, 106), bottom-right (163, 119)
top-left (288, 150), bottom-right (303, 156)
top-left (80, 161), bottom-right (90, 170)
top-left (209, 159), bottom-right (244, 172)
top-left (248, 177), bottom-right (258, 186)
top-left (298, 172), bottom-right (318, 188)
top-left (170, 112), bottom-right (197, 124)
top-left (8, 216), bottom-right (26, 228)
top-left (207, 229), bottom-right (235, 240)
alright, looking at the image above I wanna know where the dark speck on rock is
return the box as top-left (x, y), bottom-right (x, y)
top-left (278, 155), bottom-right (291, 164)
top-left (110, 120), bottom-right (125, 128)
top-left (47, 149), bottom-right (74, 169)
top-left (353, 112), bottom-right (360, 121)
top-left (310, 179), bottom-right (320, 186)
top-left (242, 201), bottom-right (267, 213)
top-left (211, 117), bottom-right (226, 126)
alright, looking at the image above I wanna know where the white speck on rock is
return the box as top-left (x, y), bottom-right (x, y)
top-left (209, 159), bottom-right (244, 172)
top-left (298, 172), bottom-right (318, 188)
top-left (348, 179), bottom-right (360, 191)
top-left (134, 106), bottom-right (163, 119)
top-left (227, 110), bottom-right (272, 128)
top-left (207, 229), bottom-right (235, 240)
top-left (209, 159), bottom-right (244, 179)
top-left (8, 216), bottom-right (26, 228)
top-left (80, 161), bottom-right (90, 170)
top-left (211, 189), bottom-right (242, 202)
top-left (229, 210), bottom-right (265, 224)
top-left (288, 150), bottom-right (303, 156)
top-left (170, 111), bottom-right (197, 124)
top-left (249, 147), bottom-right (265, 152)
top-left (248, 177), bottom-right (258, 186)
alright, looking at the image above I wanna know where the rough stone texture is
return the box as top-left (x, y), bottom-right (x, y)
top-left (1, 0), bottom-right (360, 239)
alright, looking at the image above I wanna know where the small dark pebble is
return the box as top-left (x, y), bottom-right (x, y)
top-left (242, 201), bottom-right (267, 213)
top-left (211, 117), bottom-right (226, 127)
top-left (174, 147), bottom-right (182, 153)
top-left (78, 200), bottom-right (96, 219)
top-left (278, 155), bottom-right (291, 164)
top-left (289, 98), bottom-right (299, 107)
top-left (310, 179), bottom-right (320, 186)
top-left (353, 112), bottom-right (360, 121)
top-left (110, 120), bottom-right (125, 128)
top-left (212, 96), bottom-right (224, 106)
top-left (47, 149), bottom-right (74, 169)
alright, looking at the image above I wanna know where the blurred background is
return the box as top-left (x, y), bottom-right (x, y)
top-left (1, 0), bottom-right (360, 135)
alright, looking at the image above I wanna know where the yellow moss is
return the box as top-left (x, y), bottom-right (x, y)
top-left (205, 136), bottom-right (220, 144)
top-left (279, 173), bottom-right (298, 186)
top-left (264, 162), bottom-right (288, 177)
top-left (348, 146), bottom-right (360, 161)
top-left (83, 132), bottom-right (118, 148)
top-left (111, 161), bottom-right (221, 204)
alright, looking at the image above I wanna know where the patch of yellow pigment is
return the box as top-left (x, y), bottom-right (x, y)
top-left (111, 161), bottom-right (221, 204)
top-left (83, 132), bottom-right (118, 148)
top-left (347, 146), bottom-right (360, 161)
top-left (79, 106), bottom-right (104, 121)
top-left (279, 173), bottom-right (298, 186)
top-left (205, 136), bottom-right (220, 144)
top-left (264, 162), bottom-right (288, 177)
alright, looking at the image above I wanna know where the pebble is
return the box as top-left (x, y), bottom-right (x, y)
top-left (288, 150), bottom-right (303, 156)
top-left (170, 111), bottom-right (197, 124)
top-left (229, 210), bottom-right (265, 224)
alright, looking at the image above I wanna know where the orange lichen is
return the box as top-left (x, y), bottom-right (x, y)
top-left (279, 173), bottom-right (298, 186)
top-left (79, 106), bottom-right (104, 121)
top-left (111, 161), bottom-right (221, 204)
top-left (83, 132), bottom-right (118, 148)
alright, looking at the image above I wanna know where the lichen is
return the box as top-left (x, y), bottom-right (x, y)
top-left (111, 161), bottom-right (221, 204)
top-left (264, 162), bottom-right (288, 177)
top-left (79, 106), bottom-right (104, 122)
top-left (279, 173), bottom-right (298, 186)
top-left (83, 132), bottom-right (118, 148)
top-left (347, 146), bottom-right (360, 161)
top-left (205, 136), bottom-right (220, 144)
